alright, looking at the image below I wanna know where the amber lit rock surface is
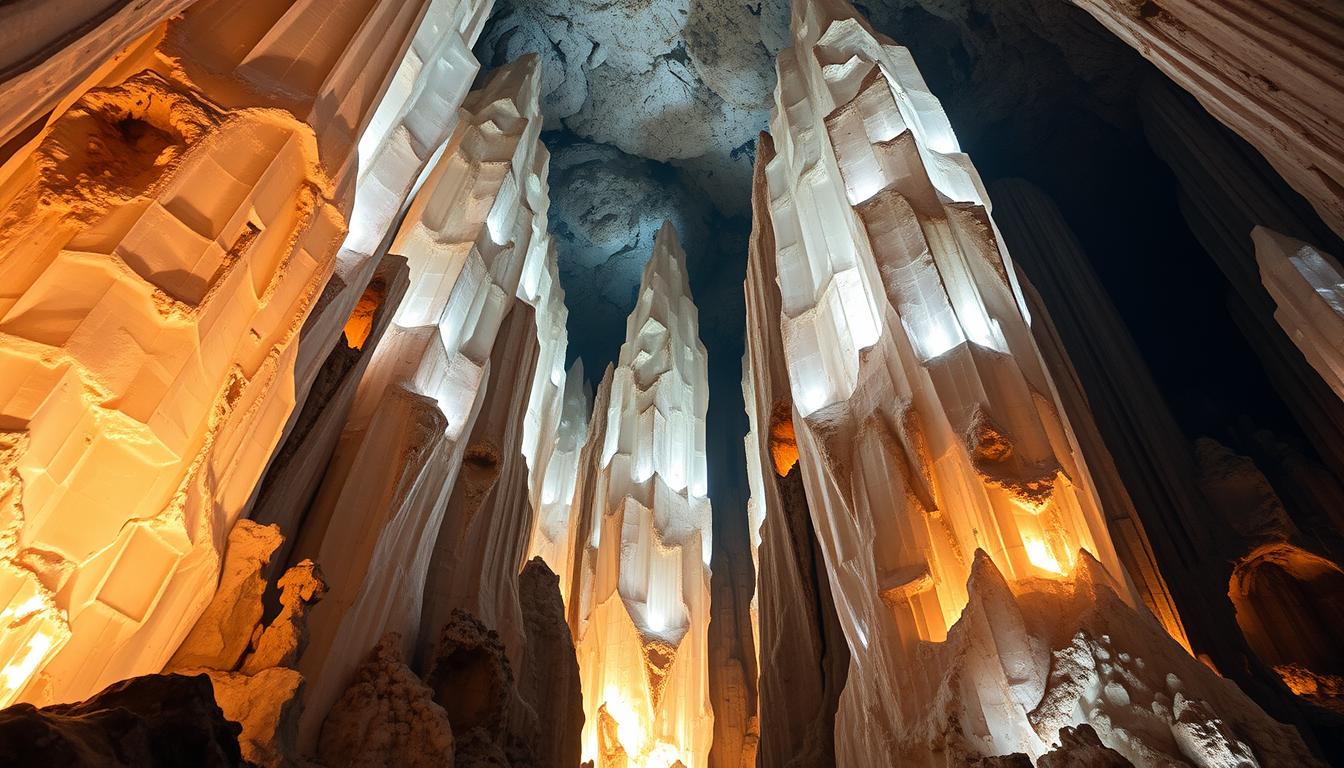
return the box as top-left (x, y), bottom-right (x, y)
top-left (745, 0), bottom-right (1324, 764)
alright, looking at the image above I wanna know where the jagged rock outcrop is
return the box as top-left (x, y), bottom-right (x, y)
top-left (167, 521), bottom-right (284, 672)
top-left (424, 611), bottom-right (514, 756)
top-left (244, 560), bottom-right (327, 675)
top-left (516, 558), bottom-right (584, 767)
top-left (742, 132), bottom-right (848, 767)
top-left (319, 633), bottom-right (456, 768)
top-left (1068, 0), bottom-right (1344, 238)
top-left (206, 667), bottom-right (305, 768)
top-left (0, 673), bottom-right (243, 767)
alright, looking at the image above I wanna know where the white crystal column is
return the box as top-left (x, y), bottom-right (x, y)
top-left (291, 53), bottom-right (558, 746)
top-left (574, 222), bottom-right (714, 768)
top-left (751, 1), bottom-right (1318, 765)
top-left (527, 359), bottom-right (592, 604)
top-left (0, 0), bottom-right (435, 707)
top-left (1256, 227), bottom-right (1344, 404)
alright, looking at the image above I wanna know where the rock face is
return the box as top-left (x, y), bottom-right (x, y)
top-left (319, 634), bottom-right (456, 768)
top-left (516, 558), bottom-right (584, 768)
top-left (477, 0), bottom-right (789, 213)
top-left (0, 0), bottom-right (478, 710)
top-left (0, 673), bottom-right (243, 767)
top-left (1255, 227), bottom-right (1344, 405)
top-left (1067, 0), bottom-right (1344, 238)
top-left (570, 222), bottom-right (715, 767)
top-left (989, 180), bottom-right (1189, 651)
top-left (1136, 74), bottom-right (1344, 482)
top-left (167, 521), bottom-right (284, 672)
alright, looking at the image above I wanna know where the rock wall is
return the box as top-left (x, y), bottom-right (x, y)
top-left (0, 0), bottom-right (384, 704)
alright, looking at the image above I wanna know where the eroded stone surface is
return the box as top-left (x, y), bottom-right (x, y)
top-left (319, 634), bottom-right (455, 768)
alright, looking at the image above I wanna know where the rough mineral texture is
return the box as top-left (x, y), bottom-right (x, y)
top-left (742, 132), bottom-right (848, 768)
top-left (318, 634), bottom-right (456, 768)
top-left (204, 667), bottom-right (304, 768)
top-left (0, 673), bottom-right (243, 767)
top-left (167, 521), bottom-right (284, 672)
top-left (1068, 0), bottom-right (1344, 238)
top-left (516, 558), bottom-right (584, 767)
top-left (745, 0), bottom-right (1326, 764)
top-left (1255, 227), bottom-right (1344, 406)
top-left (243, 560), bottom-right (327, 674)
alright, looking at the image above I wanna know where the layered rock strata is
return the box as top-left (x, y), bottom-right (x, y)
top-left (1067, 0), bottom-right (1344, 238)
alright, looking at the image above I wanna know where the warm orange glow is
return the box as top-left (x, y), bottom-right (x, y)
top-left (342, 278), bottom-right (386, 350)
top-left (1023, 537), bottom-right (1065, 575)
top-left (768, 401), bottom-right (799, 477)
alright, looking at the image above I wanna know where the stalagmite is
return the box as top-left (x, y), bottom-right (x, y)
top-left (527, 360), bottom-right (592, 603)
top-left (1255, 227), bottom-right (1344, 404)
top-left (750, 0), bottom-right (1322, 764)
top-left (990, 177), bottom-right (1332, 746)
top-left (289, 52), bottom-right (569, 747)
top-left (572, 222), bottom-right (714, 768)
top-left (250, 0), bottom-right (497, 557)
top-left (742, 132), bottom-right (849, 767)
top-left (1067, 0), bottom-right (1344, 238)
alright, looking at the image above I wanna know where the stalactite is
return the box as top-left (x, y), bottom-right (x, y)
top-left (1067, 0), bottom-right (1344, 238)
top-left (572, 223), bottom-right (714, 768)
top-left (742, 132), bottom-right (849, 768)
top-left (751, 0), bottom-right (1322, 764)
